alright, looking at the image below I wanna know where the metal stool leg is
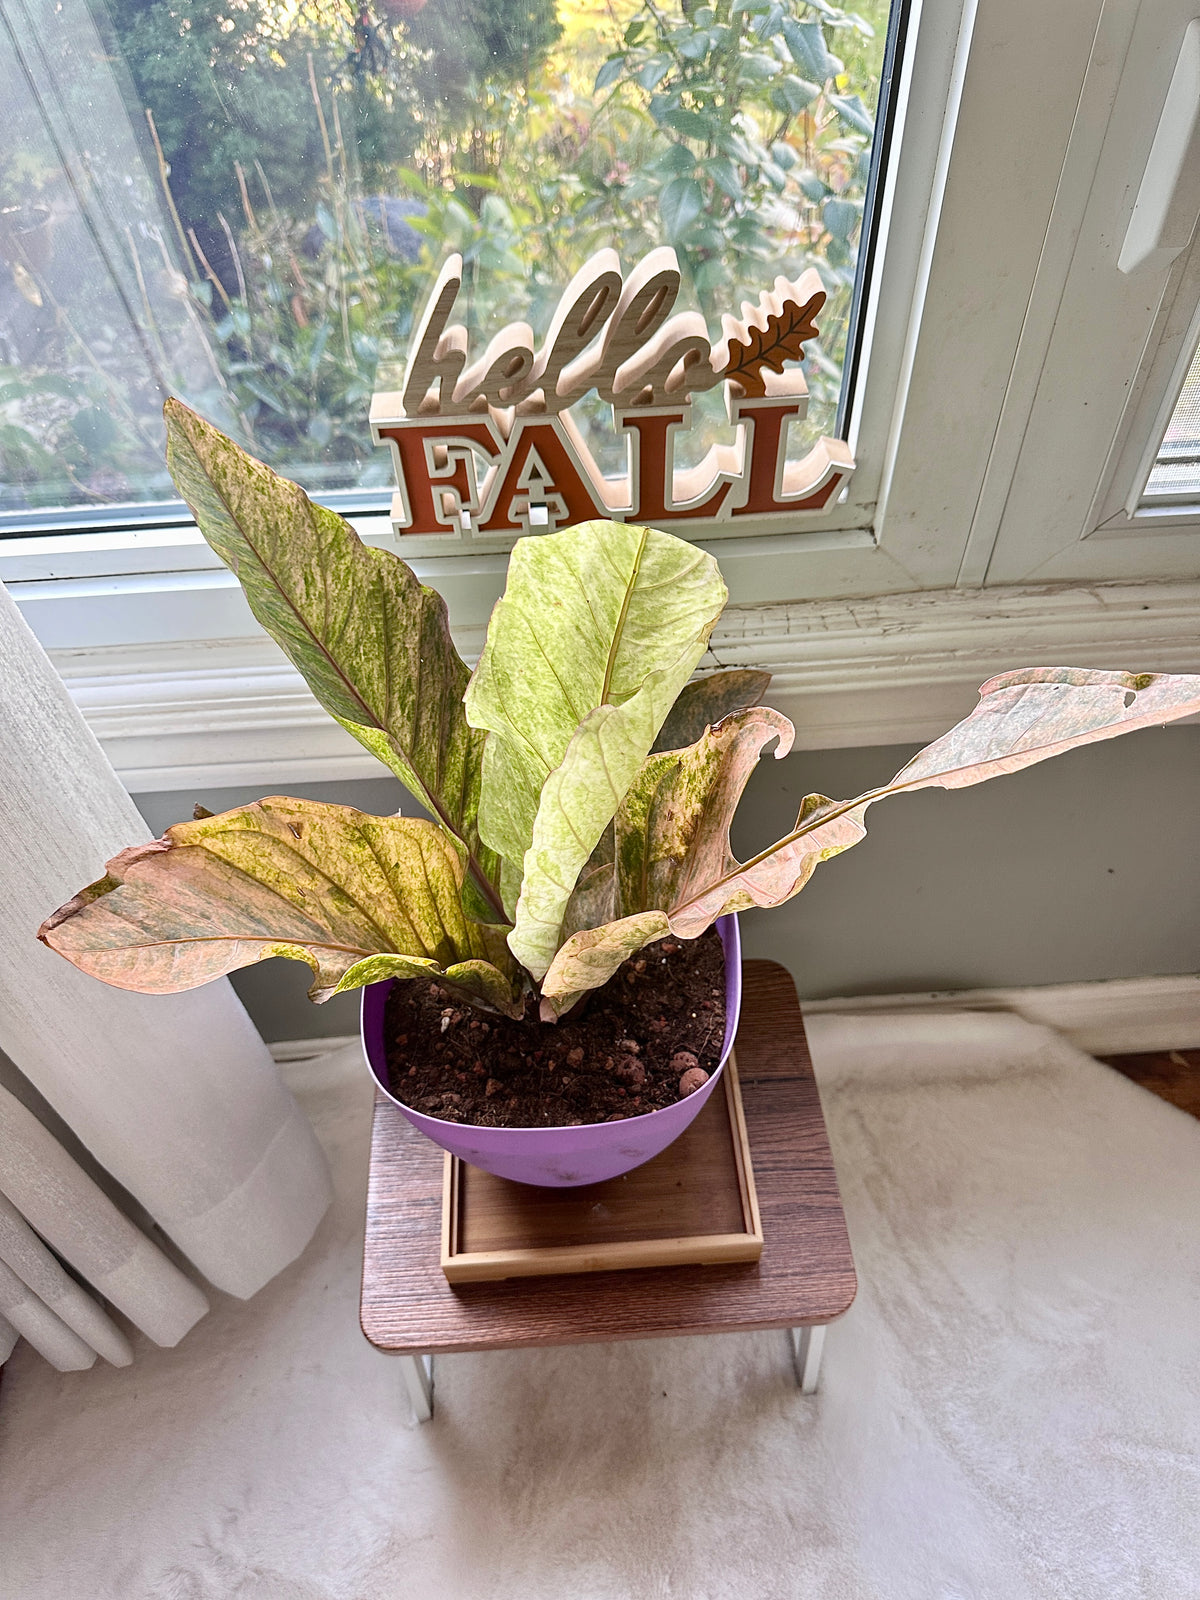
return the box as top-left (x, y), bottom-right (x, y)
top-left (402, 1352), bottom-right (434, 1422)
top-left (790, 1325), bottom-right (826, 1395)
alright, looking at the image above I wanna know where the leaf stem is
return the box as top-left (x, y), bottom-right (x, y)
top-left (468, 856), bottom-right (509, 923)
top-left (672, 784), bottom-right (890, 918)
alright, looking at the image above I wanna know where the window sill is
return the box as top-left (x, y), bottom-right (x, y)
top-left (36, 577), bottom-right (1200, 793)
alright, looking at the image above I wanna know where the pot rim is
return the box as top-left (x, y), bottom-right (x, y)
top-left (361, 913), bottom-right (741, 1134)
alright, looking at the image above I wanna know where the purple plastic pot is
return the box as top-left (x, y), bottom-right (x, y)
top-left (361, 915), bottom-right (741, 1187)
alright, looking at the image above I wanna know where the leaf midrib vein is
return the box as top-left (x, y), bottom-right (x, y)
top-left (600, 525), bottom-right (648, 705)
top-left (185, 428), bottom-right (507, 920)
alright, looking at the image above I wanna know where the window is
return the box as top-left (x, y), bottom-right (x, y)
top-left (0, 0), bottom-right (903, 536)
top-left (1141, 334), bottom-right (1200, 510)
top-left (29, 0), bottom-right (1196, 793)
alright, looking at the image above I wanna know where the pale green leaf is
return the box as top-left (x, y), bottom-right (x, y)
top-left (163, 399), bottom-right (502, 915)
top-left (512, 679), bottom-right (702, 977)
top-left (464, 519), bottom-right (728, 929)
top-left (38, 798), bottom-right (522, 1014)
top-left (465, 521), bottom-right (726, 975)
top-left (540, 912), bottom-right (670, 1020)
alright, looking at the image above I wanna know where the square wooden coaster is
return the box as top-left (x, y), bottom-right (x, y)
top-left (440, 1051), bottom-right (763, 1283)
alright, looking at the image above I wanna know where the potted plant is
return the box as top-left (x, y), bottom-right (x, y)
top-left (39, 400), bottom-right (1200, 1186)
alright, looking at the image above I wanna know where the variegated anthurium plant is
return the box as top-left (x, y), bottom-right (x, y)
top-left (39, 400), bottom-right (1200, 1030)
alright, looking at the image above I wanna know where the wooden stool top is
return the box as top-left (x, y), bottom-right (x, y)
top-left (360, 960), bottom-right (856, 1354)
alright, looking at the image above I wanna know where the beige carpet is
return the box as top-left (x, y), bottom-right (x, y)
top-left (1, 1010), bottom-right (1198, 1599)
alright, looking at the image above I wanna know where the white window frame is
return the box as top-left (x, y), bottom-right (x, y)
top-left (1091, 240), bottom-right (1200, 530)
top-left (952, 0), bottom-right (1200, 586)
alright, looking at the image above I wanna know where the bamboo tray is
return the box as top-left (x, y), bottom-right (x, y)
top-left (440, 1051), bottom-right (762, 1283)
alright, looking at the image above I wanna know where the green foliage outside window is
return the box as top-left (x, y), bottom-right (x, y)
top-left (1, 0), bottom-right (888, 511)
top-left (589, 0), bottom-right (881, 411)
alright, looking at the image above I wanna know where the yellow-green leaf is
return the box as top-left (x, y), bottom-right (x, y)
top-left (38, 798), bottom-right (522, 1014)
top-left (164, 399), bottom-right (502, 916)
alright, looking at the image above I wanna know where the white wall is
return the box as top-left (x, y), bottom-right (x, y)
top-left (128, 726), bottom-right (1200, 1041)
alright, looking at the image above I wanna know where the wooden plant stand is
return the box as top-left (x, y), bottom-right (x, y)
top-left (360, 960), bottom-right (856, 1421)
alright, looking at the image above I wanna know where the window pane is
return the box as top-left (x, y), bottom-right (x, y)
top-left (1, 0), bottom-right (895, 527)
top-left (1144, 336), bottom-right (1200, 504)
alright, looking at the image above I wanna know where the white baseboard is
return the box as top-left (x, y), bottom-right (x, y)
top-left (804, 974), bottom-right (1200, 1056)
top-left (269, 975), bottom-right (1200, 1067)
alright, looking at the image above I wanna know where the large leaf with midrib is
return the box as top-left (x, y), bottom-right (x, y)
top-left (540, 668), bottom-right (1200, 1011)
top-left (464, 519), bottom-right (727, 977)
top-left (38, 798), bottom-right (521, 1013)
top-left (164, 399), bottom-right (501, 915)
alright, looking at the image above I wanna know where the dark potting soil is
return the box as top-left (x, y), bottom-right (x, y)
top-left (382, 927), bottom-right (727, 1128)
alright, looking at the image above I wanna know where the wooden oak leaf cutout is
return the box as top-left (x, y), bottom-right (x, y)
top-left (712, 268), bottom-right (826, 397)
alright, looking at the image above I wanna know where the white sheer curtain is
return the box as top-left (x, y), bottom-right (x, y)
top-left (0, 580), bottom-right (333, 1369)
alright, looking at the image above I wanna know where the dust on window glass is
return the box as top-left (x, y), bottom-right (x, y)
top-left (0, 0), bottom-right (893, 523)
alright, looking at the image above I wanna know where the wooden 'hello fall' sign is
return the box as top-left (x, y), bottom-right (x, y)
top-left (370, 246), bottom-right (855, 544)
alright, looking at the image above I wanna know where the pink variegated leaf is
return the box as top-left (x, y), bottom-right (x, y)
top-left (885, 667), bottom-right (1200, 791)
top-left (544, 666), bottom-right (1200, 1006)
top-left (668, 666), bottom-right (1200, 933)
